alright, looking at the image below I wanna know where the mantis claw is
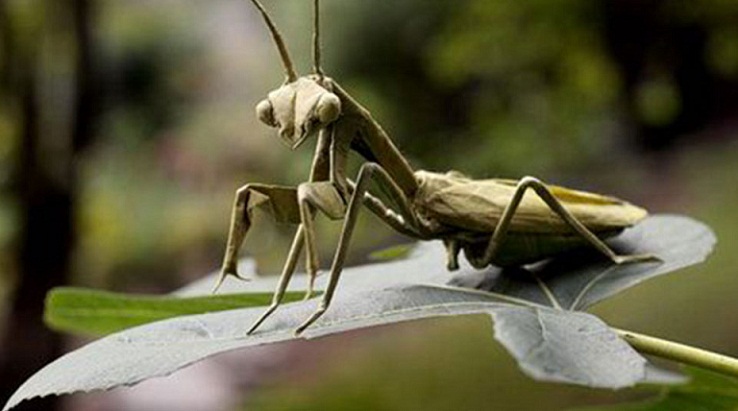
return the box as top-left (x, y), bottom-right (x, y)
top-left (212, 265), bottom-right (251, 294)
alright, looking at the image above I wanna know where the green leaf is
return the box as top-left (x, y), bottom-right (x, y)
top-left (574, 368), bottom-right (738, 410)
top-left (45, 287), bottom-right (307, 336)
top-left (368, 243), bottom-right (416, 261)
top-left (3, 215), bottom-right (716, 410)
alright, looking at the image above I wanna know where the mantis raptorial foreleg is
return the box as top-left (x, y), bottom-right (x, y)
top-left (476, 177), bottom-right (657, 269)
top-left (213, 184), bottom-right (301, 293)
top-left (295, 162), bottom-right (419, 334)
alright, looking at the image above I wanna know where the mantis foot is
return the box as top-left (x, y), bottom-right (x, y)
top-left (294, 307), bottom-right (327, 336)
top-left (246, 303), bottom-right (279, 336)
top-left (302, 269), bottom-right (322, 301)
top-left (302, 271), bottom-right (320, 301)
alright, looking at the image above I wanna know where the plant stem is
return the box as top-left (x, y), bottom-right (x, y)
top-left (616, 328), bottom-right (738, 378)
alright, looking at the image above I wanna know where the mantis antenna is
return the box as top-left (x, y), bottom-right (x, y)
top-left (248, 0), bottom-right (298, 82)
top-left (312, 0), bottom-right (324, 77)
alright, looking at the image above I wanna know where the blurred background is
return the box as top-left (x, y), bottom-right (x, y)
top-left (1, 0), bottom-right (738, 410)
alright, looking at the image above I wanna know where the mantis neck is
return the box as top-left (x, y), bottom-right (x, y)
top-left (329, 80), bottom-right (419, 198)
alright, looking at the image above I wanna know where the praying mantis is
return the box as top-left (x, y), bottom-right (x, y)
top-left (213, 0), bottom-right (659, 336)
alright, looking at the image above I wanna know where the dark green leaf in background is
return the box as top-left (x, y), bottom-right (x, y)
top-left (44, 288), bottom-right (307, 336)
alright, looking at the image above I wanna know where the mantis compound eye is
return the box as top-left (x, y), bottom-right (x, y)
top-left (316, 92), bottom-right (341, 124)
top-left (256, 99), bottom-right (277, 127)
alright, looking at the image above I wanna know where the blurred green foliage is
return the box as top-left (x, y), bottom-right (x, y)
top-left (433, 0), bottom-right (620, 174)
top-left (329, 0), bottom-right (738, 174)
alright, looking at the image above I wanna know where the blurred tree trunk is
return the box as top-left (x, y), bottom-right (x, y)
top-left (0, 1), bottom-right (97, 409)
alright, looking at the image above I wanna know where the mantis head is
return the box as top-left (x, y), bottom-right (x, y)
top-left (250, 0), bottom-right (340, 150)
top-left (256, 78), bottom-right (341, 149)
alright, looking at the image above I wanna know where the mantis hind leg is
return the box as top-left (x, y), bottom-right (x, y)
top-left (477, 176), bottom-right (658, 268)
top-left (214, 184), bottom-right (300, 293)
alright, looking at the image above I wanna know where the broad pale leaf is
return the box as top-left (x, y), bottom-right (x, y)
top-left (5, 286), bottom-right (647, 410)
top-left (448, 215), bottom-right (715, 310)
top-left (4, 214), bottom-right (714, 409)
top-left (489, 306), bottom-right (645, 387)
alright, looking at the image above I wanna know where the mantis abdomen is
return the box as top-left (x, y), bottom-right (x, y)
top-left (413, 170), bottom-right (647, 235)
top-left (412, 171), bottom-right (648, 268)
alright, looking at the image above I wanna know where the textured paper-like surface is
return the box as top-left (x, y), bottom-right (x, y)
top-left (414, 171), bottom-right (648, 234)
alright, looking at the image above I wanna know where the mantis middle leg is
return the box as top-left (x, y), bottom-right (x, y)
top-left (246, 181), bottom-right (346, 335)
top-left (476, 176), bottom-right (658, 268)
top-left (246, 165), bottom-right (425, 335)
top-left (294, 162), bottom-right (421, 334)
top-left (296, 178), bottom-right (425, 300)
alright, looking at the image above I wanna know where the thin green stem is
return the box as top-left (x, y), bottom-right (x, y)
top-left (616, 328), bottom-right (738, 378)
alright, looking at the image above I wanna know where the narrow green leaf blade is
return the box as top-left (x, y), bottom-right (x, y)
top-left (44, 287), bottom-right (305, 336)
top-left (368, 243), bottom-right (416, 261)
